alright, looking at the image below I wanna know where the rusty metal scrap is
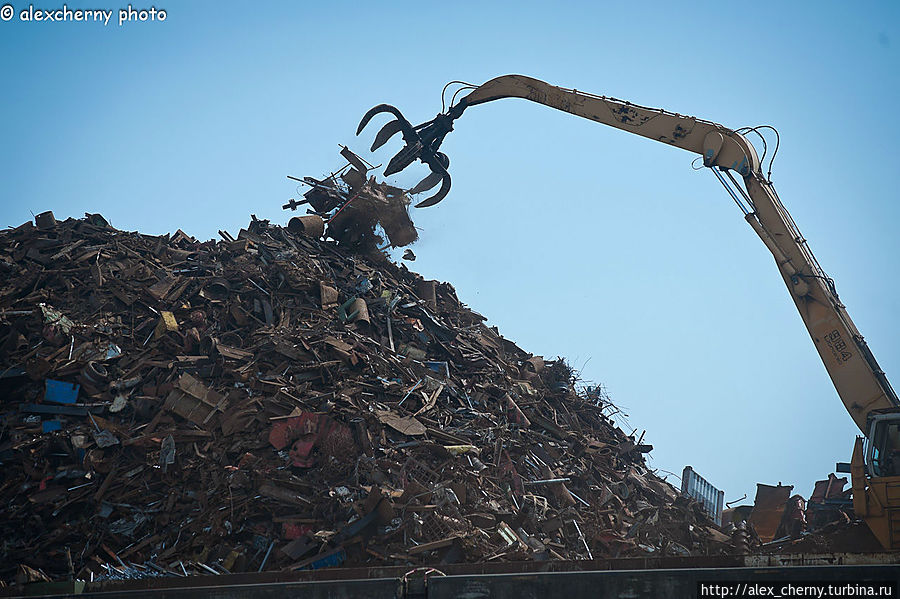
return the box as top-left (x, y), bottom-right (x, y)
top-left (0, 210), bottom-right (732, 587)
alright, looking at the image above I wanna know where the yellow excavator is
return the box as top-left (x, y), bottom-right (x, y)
top-left (355, 75), bottom-right (900, 549)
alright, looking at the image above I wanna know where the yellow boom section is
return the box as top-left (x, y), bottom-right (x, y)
top-left (459, 75), bottom-right (898, 431)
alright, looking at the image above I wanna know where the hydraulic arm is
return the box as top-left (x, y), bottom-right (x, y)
top-left (356, 74), bottom-right (898, 433)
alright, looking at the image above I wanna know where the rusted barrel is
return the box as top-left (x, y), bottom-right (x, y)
top-left (288, 215), bottom-right (325, 238)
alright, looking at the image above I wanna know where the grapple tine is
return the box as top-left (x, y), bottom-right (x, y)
top-left (385, 142), bottom-right (422, 176)
top-left (408, 171), bottom-right (444, 195)
top-left (356, 104), bottom-right (389, 135)
top-left (414, 172), bottom-right (451, 208)
top-left (371, 119), bottom-right (404, 152)
top-left (356, 104), bottom-right (412, 136)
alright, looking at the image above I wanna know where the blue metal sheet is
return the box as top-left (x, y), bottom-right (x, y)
top-left (44, 379), bottom-right (80, 404)
top-left (42, 420), bottom-right (63, 432)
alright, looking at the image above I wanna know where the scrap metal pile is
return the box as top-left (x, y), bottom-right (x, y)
top-left (0, 207), bottom-right (731, 586)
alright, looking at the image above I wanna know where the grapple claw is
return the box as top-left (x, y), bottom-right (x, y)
top-left (356, 98), bottom-right (467, 207)
top-left (371, 119), bottom-right (404, 151)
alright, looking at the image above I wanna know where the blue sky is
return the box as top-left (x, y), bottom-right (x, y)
top-left (2, 0), bottom-right (898, 505)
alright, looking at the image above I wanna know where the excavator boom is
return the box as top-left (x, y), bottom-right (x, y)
top-left (357, 74), bottom-right (898, 433)
top-left (462, 75), bottom-right (759, 176)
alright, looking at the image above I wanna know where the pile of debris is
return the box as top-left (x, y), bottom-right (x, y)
top-left (0, 209), bottom-right (730, 585)
top-left (284, 146), bottom-right (419, 256)
top-left (730, 476), bottom-right (883, 555)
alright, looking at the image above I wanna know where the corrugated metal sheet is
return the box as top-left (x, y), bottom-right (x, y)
top-left (681, 466), bottom-right (724, 526)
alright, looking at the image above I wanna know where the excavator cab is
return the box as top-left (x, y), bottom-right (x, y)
top-left (866, 411), bottom-right (900, 478)
top-left (851, 409), bottom-right (900, 548)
